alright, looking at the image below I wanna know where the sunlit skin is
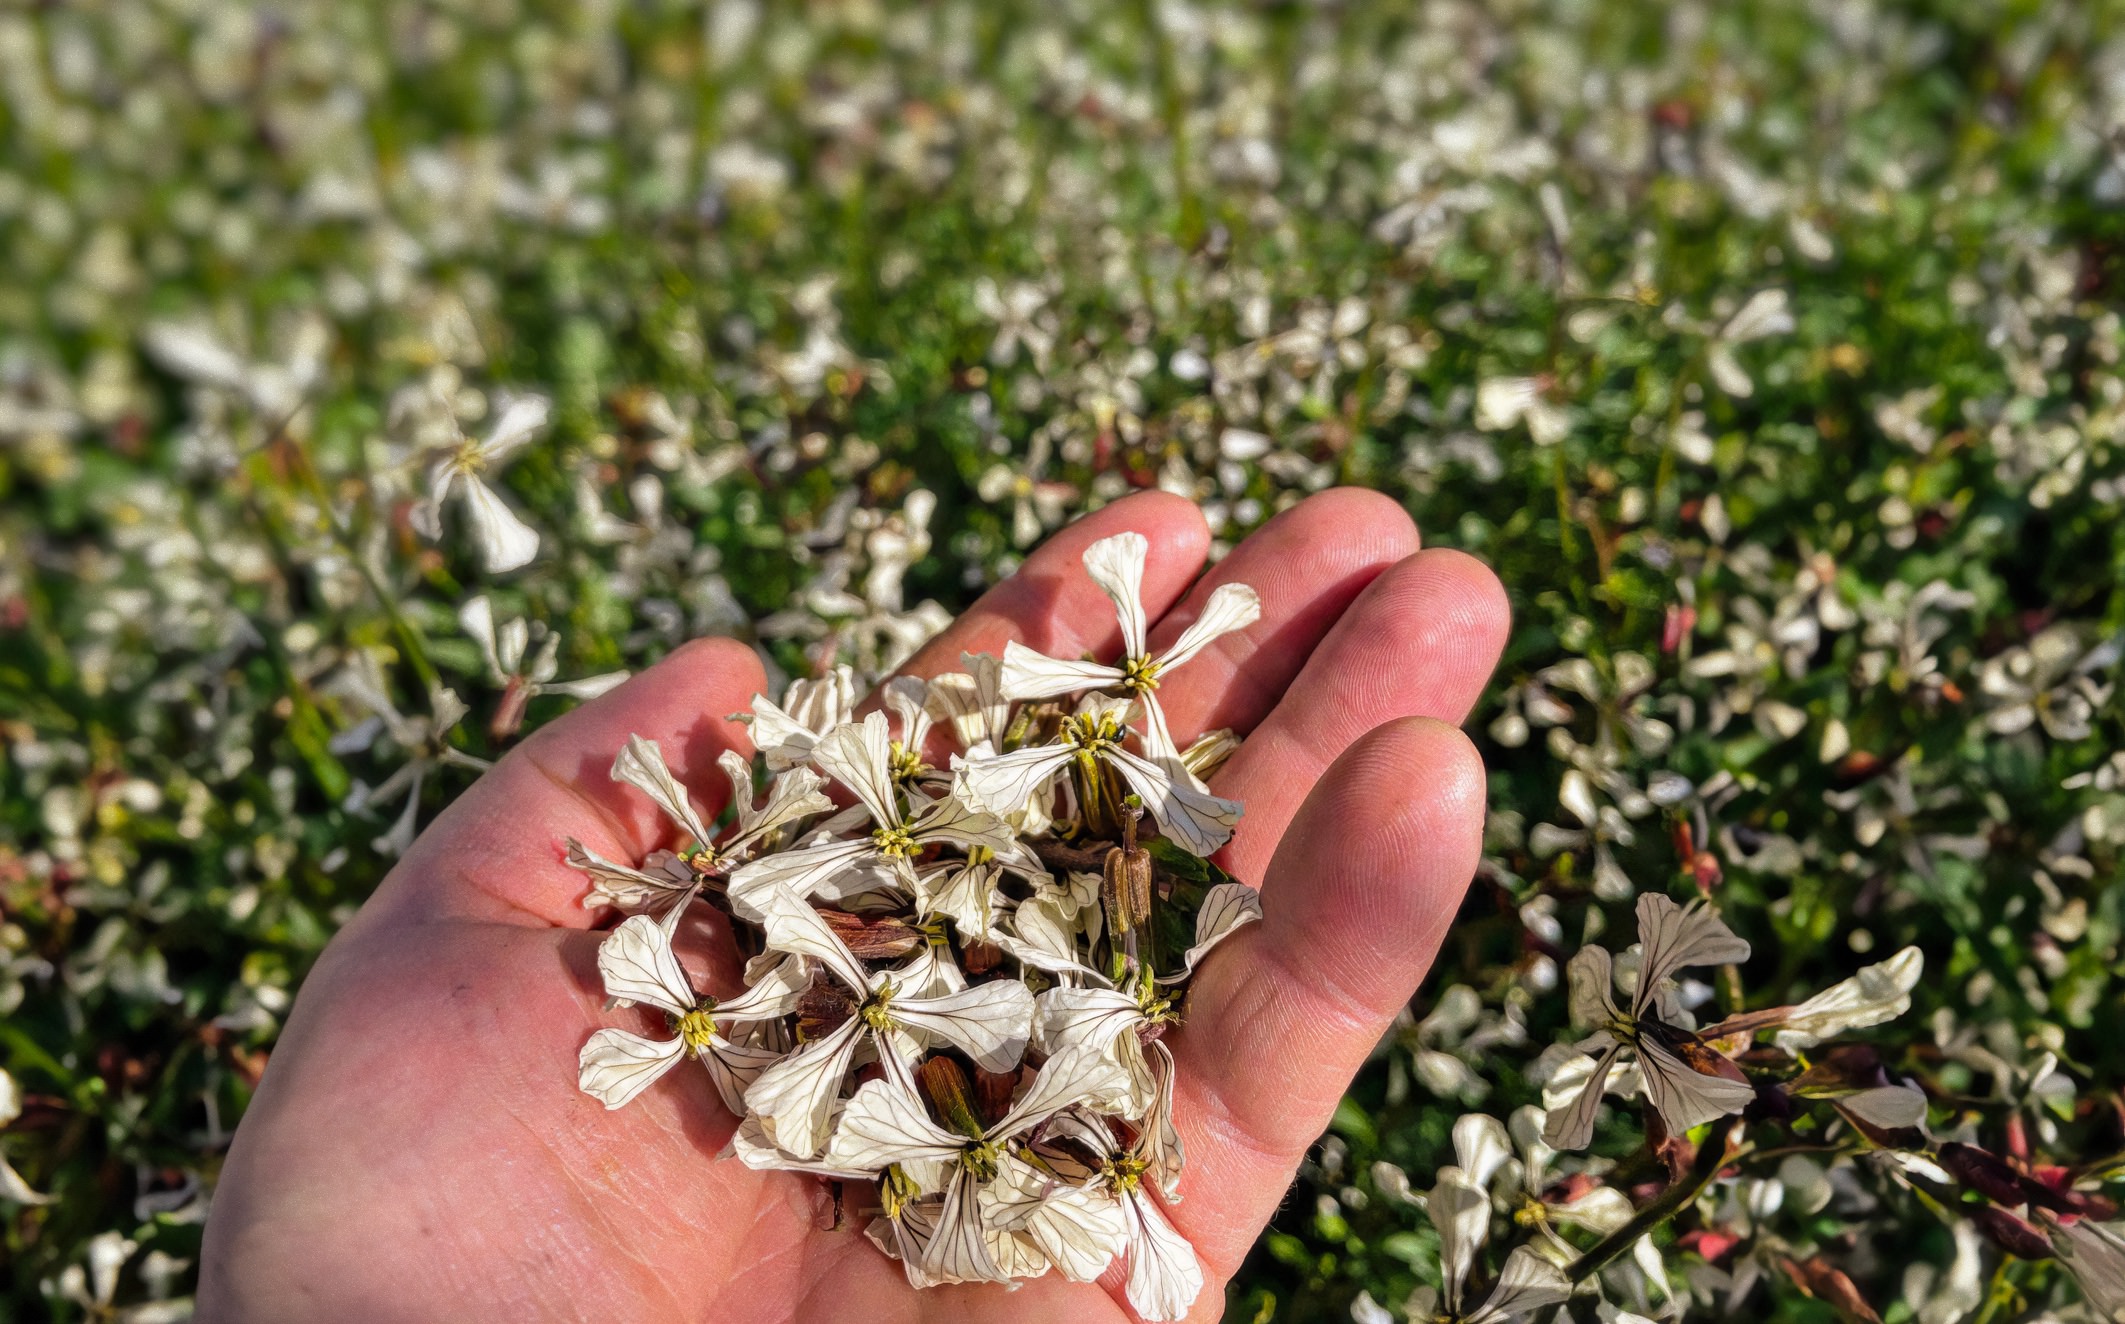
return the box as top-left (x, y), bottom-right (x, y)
top-left (198, 488), bottom-right (1509, 1323)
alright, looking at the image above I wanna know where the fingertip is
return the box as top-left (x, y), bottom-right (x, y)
top-left (1289, 486), bottom-right (1422, 556)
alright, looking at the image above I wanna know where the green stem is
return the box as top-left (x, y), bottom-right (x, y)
top-left (1566, 1119), bottom-right (1738, 1283)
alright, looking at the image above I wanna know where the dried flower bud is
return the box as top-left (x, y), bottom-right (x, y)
top-left (1103, 844), bottom-right (1152, 936)
top-left (916, 1053), bottom-right (985, 1139)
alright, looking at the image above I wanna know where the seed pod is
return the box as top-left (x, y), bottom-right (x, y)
top-left (1939, 1143), bottom-right (2026, 1206)
top-left (961, 938), bottom-right (1003, 975)
top-left (1103, 844), bottom-right (1152, 935)
top-left (821, 909), bottom-right (923, 958)
top-left (795, 982), bottom-right (857, 1041)
top-left (917, 1056), bottom-right (985, 1139)
top-left (973, 1066), bottom-right (1019, 1125)
top-left (1967, 1205), bottom-right (2053, 1261)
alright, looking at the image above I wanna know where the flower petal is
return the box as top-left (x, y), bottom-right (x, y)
top-left (609, 735), bottom-right (715, 847)
top-left (742, 1016), bottom-right (865, 1159)
top-left (726, 837), bottom-right (879, 921)
top-left (1632, 894), bottom-right (1750, 1016)
top-left (1104, 744), bottom-right (1240, 857)
top-left (1158, 881), bottom-right (1262, 985)
top-left (1466, 1246), bottom-right (1573, 1324)
top-left (699, 1036), bottom-right (785, 1117)
top-left (754, 884), bottom-right (872, 993)
top-left (891, 979), bottom-right (1034, 1074)
top-left (993, 1044), bottom-right (1133, 1142)
top-left (919, 1167), bottom-right (1011, 1285)
top-left (999, 640), bottom-right (1124, 702)
top-left (1636, 1036), bottom-right (1756, 1135)
top-left (1120, 1186), bottom-right (1203, 1321)
top-left (459, 474), bottom-right (541, 574)
top-left (567, 838), bottom-right (696, 913)
top-left (1772, 946), bottom-right (1923, 1050)
top-left (1082, 531), bottom-right (1151, 659)
top-left (953, 742), bottom-right (1077, 819)
top-left (1542, 1043), bottom-right (1622, 1151)
top-left (1155, 582), bottom-right (1261, 671)
top-left (811, 712), bottom-right (904, 828)
top-left (824, 1075), bottom-right (969, 1173)
top-left (577, 1028), bottom-right (686, 1110)
top-left (595, 912), bottom-right (696, 1015)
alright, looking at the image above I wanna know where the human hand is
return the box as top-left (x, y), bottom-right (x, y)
top-left (197, 489), bottom-right (1509, 1323)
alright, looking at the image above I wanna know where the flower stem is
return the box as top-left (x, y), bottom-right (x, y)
top-left (1565, 1118), bottom-right (1739, 1283)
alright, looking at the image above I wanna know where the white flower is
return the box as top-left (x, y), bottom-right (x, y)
top-left (0, 1067), bottom-right (49, 1206)
top-left (329, 654), bottom-right (490, 857)
top-left (997, 531), bottom-right (1260, 770)
top-left (411, 396), bottom-right (549, 573)
top-left (826, 1048), bottom-right (1128, 1287)
top-left (957, 694), bottom-right (1242, 858)
top-left (459, 595), bottom-right (628, 734)
top-left (1412, 1165), bottom-right (1574, 1324)
top-left (2046, 1215), bottom-right (2125, 1320)
top-left (1545, 893), bottom-right (1757, 1149)
top-left (1475, 376), bottom-right (1570, 445)
top-left (577, 907), bottom-right (806, 1113)
top-left (1705, 289), bottom-right (1794, 399)
top-left (726, 712), bottom-right (1032, 918)
top-left (923, 652), bottom-right (1013, 756)
top-left (741, 885), bottom-right (1035, 1157)
top-left (743, 667), bottom-right (861, 771)
top-left (1769, 946), bottom-right (1923, 1050)
top-left (573, 736), bottom-right (832, 912)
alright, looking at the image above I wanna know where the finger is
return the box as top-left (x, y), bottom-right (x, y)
top-left (896, 490), bottom-right (1210, 681)
top-left (1211, 548), bottom-right (1508, 884)
top-left (356, 636), bottom-right (766, 932)
top-left (1143, 488), bottom-right (1418, 747)
top-left (1163, 718), bottom-right (1487, 1276)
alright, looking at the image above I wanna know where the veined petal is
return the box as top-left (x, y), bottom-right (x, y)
top-left (1120, 1186), bottom-right (1203, 1322)
top-left (812, 712), bottom-right (904, 828)
top-left (755, 885), bottom-right (872, 993)
top-left (1104, 744), bottom-right (1240, 857)
top-left (459, 474), bottom-right (541, 573)
top-left (908, 791), bottom-right (1016, 855)
top-left (986, 1156), bottom-right (1125, 1282)
top-left (954, 742), bottom-right (1076, 819)
top-left (610, 735), bottom-right (715, 847)
top-left (1429, 1167), bottom-right (1492, 1309)
top-left (993, 1045), bottom-right (1133, 1142)
top-left (743, 1016), bottom-right (865, 1159)
top-left (1034, 986), bottom-right (1144, 1057)
top-left (999, 640), bottom-right (1124, 702)
top-left (713, 954), bottom-right (811, 1023)
top-left (891, 979), bottom-right (1034, 1074)
top-left (699, 1036), bottom-right (785, 1117)
top-left (920, 1167), bottom-right (1011, 1285)
top-left (595, 913), bottom-right (696, 1015)
top-left (1542, 1043), bottom-right (1622, 1151)
top-left (578, 1029), bottom-right (687, 1110)
top-left (727, 1110), bottom-right (877, 1181)
top-left (1135, 692), bottom-right (1187, 769)
top-left (915, 858), bottom-right (1001, 940)
top-left (1157, 882), bottom-right (1261, 985)
top-left (824, 1075), bottom-right (968, 1172)
top-left (1453, 1113), bottom-right (1514, 1190)
top-left (1465, 1246), bottom-right (1574, 1324)
top-left (1632, 893), bottom-right (1750, 1017)
top-left (727, 838), bottom-right (880, 922)
top-left (885, 942), bottom-right (967, 999)
top-left (883, 675), bottom-right (936, 753)
top-left (748, 694), bottom-right (826, 771)
top-left (1772, 946), bottom-right (1923, 1049)
top-left (1155, 582), bottom-right (1261, 671)
top-left (868, 1199), bottom-right (947, 1289)
top-left (1082, 531), bottom-right (1151, 659)
top-left (998, 893), bottom-right (1111, 986)
top-left (1565, 946), bottom-right (1623, 1029)
top-left (567, 839), bottom-right (695, 913)
top-left (925, 653), bottom-right (1010, 752)
top-left (1138, 1041), bottom-right (1185, 1200)
top-left (1636, 1037), bottom-right (1756, 1135)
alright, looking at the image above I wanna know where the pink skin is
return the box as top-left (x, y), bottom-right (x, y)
top-left (198, 489), bottom-right (1510, 1324)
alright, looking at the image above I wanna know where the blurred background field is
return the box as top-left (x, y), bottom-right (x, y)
top-left (7, 0), bottom-right (2125, 1318)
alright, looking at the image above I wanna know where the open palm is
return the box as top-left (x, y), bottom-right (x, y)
top-left (198, 489), bottom-right (1508, 1323)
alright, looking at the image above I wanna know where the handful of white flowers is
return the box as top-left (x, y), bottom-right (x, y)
top-left (570, 532), bottom-right (1261, 1320)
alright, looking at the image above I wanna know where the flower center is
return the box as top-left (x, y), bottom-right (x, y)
top-left (1063, 712), bottom-right (1123, 754)
top-left (676, 1006), bottom-right (719, 1052)
top-left (961, 1140), bottom-right (1001, 1182)
top-left (1103, 1154), bottom-right (1147, 1193)
top-left (888, 741), bottom-right (930, 786)
top-left (879, 1164), bottom-right (919, 1219)
top-left (859, 981), bottom-right (898, 1033)
top-left (1120, 655), bottom-right (1162, 691)
top-left (449, 438), bottom-right (488, 476)
top-left (872, 824), bottom-right (917, 857)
